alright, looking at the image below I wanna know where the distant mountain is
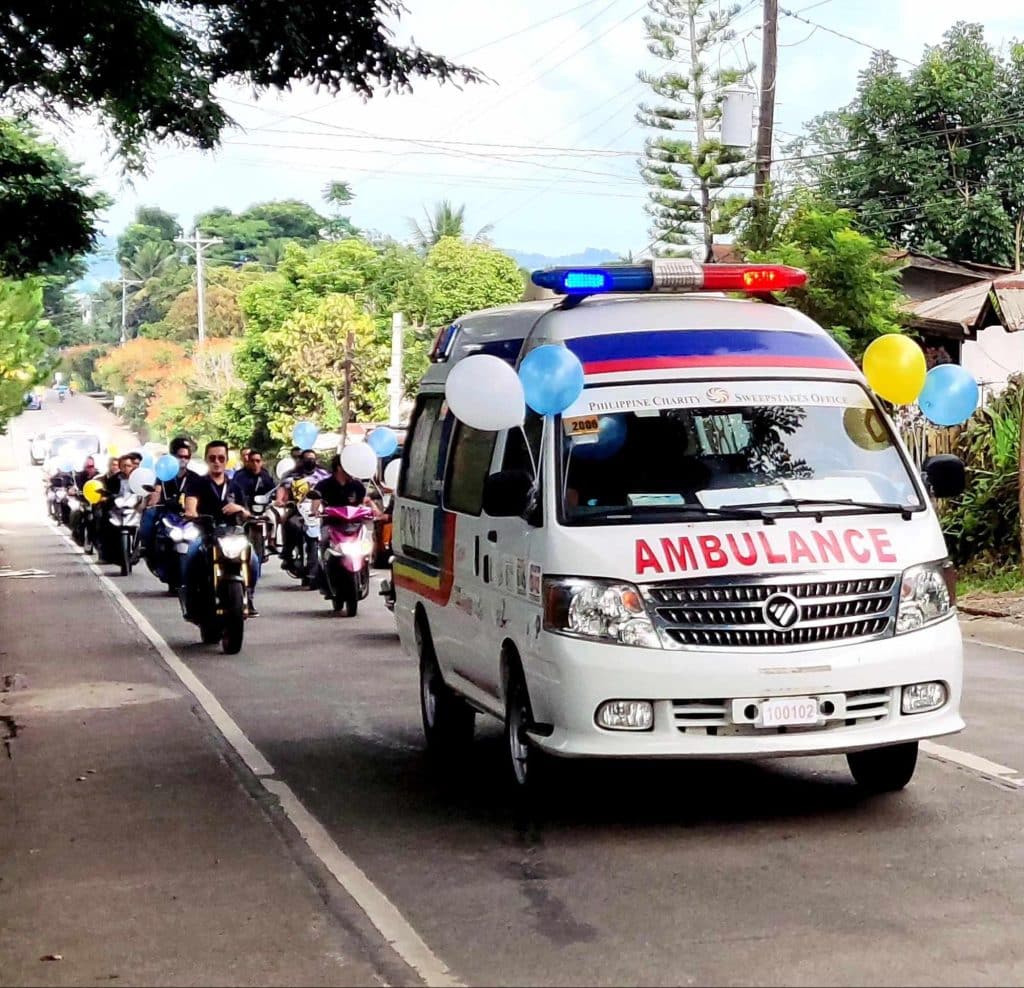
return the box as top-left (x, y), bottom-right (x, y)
top-left (504, 247), bottom-right (621, 271)
top-left (73, 237), bottom-right (119, 293)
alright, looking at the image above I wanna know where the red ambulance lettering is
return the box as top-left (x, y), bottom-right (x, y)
top-left (726, 532), bottom-right (758, 566)
top-left (812, 530), bottom-right (844, 563)
top-left (869, 527), bottom-right (897, 563)
top-left (697, 535), bottom-right (728, 569)
top-left (633, 526), bottom-right (899, 575)
top-left (844, 529), bottom-right (870, 563)
top-left (789, 531), bottom-right (816, 564)
top-left (661, 537), bottom-right (698, 573)
top-left (756, 531), bottom-right (787, 564)
top-left (635, 539), bottom-right (663, 575)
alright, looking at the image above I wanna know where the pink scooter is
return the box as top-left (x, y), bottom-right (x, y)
top-left (319, 505), bottom-right (375, 615)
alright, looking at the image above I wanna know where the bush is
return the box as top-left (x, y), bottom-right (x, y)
top-left (942, 375), bottom-right (1022, 570)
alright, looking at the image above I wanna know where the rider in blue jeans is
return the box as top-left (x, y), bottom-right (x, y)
top-left (182, 440), bottom-right (262, 616)
top-left (138, 436), bottom-right (194, 569)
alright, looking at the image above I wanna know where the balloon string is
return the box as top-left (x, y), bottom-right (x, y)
top-left (520, 423), bottom-right (539, 484)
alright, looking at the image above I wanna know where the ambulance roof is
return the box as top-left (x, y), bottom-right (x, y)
top-left (421, 294), bottom-right (861, 387)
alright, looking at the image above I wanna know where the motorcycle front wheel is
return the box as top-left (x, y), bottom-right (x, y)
top-left (221, 581), bottom-right (245, 655)
top-left (120, 530), bottom-right (133, 576)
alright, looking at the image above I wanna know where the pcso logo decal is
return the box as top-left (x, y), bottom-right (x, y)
top-left (705, 386), bottom-right (730, 404)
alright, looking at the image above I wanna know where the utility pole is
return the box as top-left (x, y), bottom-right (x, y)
top-left (388, 312), bottom-right (404, 426)
top-left (119, 273), bottom-right (142, 345)
top-left (342, 329), bottom-right (355, 444)
top-left (175, 230), bottom-right (224, 343)
top-left (753, 0), bottom-right (779, 204)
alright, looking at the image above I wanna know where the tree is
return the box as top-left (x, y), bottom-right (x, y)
top-left (423, 238), bottom-right (524, 327)
top-left (0, 278), bottom-right (55, 430)
top-left (796, 23), bottom-right (1024, 267)
top-left (93, 337), bottom-right (188, 432)
top-left (323, 180), bottom-right (359, 240)
top-left (135, 206), bottom-right (181, 243)
top-left (0, 2), bottom-right (480, 169)
top-left (408, 201), bottom-right (493, 253)
top-left (195, 200), bottom-right (327, 266)
top-left (143, 284), bottom-right (245, 341)
top-left (739, 194), bottom-right (908, 357)
top-left (636, 0), bottom-right (753, 258)
top-left (0, 119), bottom-right (107, 278)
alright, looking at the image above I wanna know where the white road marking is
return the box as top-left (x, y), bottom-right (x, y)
top-left (920, 740), bottom-right (1024, 789)
top-left (54, 526), bottom-right (462, 988)
top-left (264, 779), bottom-right (464, 988)
top-left (963, 636), bottom-right (1024, 656)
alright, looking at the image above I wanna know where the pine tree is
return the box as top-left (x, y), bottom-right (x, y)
top-left (637, 0), bottom-right (753, 258)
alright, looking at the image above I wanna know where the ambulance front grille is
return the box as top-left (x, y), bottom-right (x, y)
top-left (646, 576), bottom-right (899, 650)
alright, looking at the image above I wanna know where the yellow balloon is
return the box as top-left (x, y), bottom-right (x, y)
top-left (862, 334), bottom-right (926, 404)
top-left (107, 444), bottom-right (119, 457)
top-left (83, 478), bottom-right (104, 505)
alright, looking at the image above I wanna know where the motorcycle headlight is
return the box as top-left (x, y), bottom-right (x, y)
top-left (896, 561), bottom-right (953, 634)
top-left (341, 541), bottom-right (367, 558)
top-left (181, 523), bottom-right (201, 543)
top-left (543, 578), bottom-right (661, 649)
top-left (218, 534), bottom-right (250, 560)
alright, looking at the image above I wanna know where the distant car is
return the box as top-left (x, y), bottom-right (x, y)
top-left (31, 429), bottom-right (101, 467)
top-left (24, 392), bottom-right (42, 411)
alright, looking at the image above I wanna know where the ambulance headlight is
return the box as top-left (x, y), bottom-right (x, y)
top-left (543, 578), bottom-right (661, 648)
top-left (896, 561), bottom-right (952, 633)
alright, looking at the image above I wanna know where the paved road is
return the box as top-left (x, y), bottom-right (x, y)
top-left (6, 394), bottom-right (1024, 986)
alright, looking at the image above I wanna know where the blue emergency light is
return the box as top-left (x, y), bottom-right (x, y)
top-left (531, 261), bottom-right (807, 296)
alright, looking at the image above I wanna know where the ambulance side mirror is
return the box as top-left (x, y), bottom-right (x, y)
top-left (922, 454), bottom-right (965, 499)
top-left (482, 470), bottom-right (534, 518)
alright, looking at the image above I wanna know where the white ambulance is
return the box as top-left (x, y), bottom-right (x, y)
top-left (393, 260), bottom-right (966, 794)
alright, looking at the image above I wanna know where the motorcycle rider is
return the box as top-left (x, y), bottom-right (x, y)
top-left (232, 448), bottom-right (276, 555)
top-left (182, 440), bottom-right (262, 617)
top-left (276, 449), bottom-right (328, 584)
top-left (138, 437), bottom-right (193, 567)
top-left (314, 454), bottom-right (368, 509)
top-left (68, 455), bottom-right (100, 545)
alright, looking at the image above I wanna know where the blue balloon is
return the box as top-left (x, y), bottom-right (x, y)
top-left (571, 415), bottom-right (628, 461)
top-left (155, 454), bottom-right (179, 483)
top-left (918, 364), bottom-right (979, 427)
top-left (367, 427), bottom-right (399, 458)
top-left (292, 420), bottom-right (319, 449)
top-left (140, 450), bottom-right (155, 470)
top-left (519, 345), bottom-right (585, 416)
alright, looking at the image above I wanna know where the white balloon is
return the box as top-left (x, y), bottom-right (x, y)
top-left (128, 467), bottom-right (157, 495)
top-left (70, 451), bottom-right (88, 472)
top-left (189, 461), bottom-right (209, 477)
top-left (340, 442), bottom-right (378, 480)
top-left (44, 458), bottom-right (60, 477)
top-left (275, 456), bottom-right (295, 480)
top-left (445, 354), bottom-right (525, 431)
top-left (383, 459), bottom-right (401, 491)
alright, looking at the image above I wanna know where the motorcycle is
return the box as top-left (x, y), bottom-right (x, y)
top-left (319, 504), bottom-right (374, 615)
top-left (179, 517), bottom-right (252, 655)
top-left (284, 484), bottom-right (321, 587)
top-left (247, 489), bottom-right (278, 562)
top-left (68, 490), bottom-right (96, 554)
top-left (146, 508), bottom-right (185, 593)
top-left (108, 491), bottom-right (144, 576)
top-left (48, 483), bottom-right (69, 525)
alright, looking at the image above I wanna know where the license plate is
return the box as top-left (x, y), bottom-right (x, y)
top-left (759, 696), bottom-right (821, 728)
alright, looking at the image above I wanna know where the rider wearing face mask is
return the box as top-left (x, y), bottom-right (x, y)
top-left (275, 449), bottom-right (329, 579)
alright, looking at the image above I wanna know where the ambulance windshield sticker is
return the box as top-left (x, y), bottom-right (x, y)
top-left (562, 380), bottom-right (870, 419)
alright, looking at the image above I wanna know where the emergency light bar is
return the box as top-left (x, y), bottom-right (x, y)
top-left (531, 259), bottom-right (807, 296)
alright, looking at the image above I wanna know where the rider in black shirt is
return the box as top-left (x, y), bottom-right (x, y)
top-left (313, 454), bottom-right (367, 508)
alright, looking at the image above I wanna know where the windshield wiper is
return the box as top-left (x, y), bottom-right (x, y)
top-left (721, 497), bottom-right (918, 522)
top-left (573, 503), bottom-right (779, 524)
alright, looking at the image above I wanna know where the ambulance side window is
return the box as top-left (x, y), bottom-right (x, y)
top-left (444, 425), bottom-right (498, 515)
top-left (400, 395), bottom-right (445, 504)
top-left (500, 411), bottom-right (544, 526)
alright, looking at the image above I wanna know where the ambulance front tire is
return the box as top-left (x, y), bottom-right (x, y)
top-left (417, 617), bottom-right (474, 754)
top-left (846, 741), bottom-right (918, 793)
top-left (503, 660), bottom-right (548, 794)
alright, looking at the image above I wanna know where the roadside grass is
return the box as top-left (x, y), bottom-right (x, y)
top-left (958, 567), bottom-right (1024, 597)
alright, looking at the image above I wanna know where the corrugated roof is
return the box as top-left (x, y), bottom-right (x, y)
top-left (904, 281), bottom-right (993, 335)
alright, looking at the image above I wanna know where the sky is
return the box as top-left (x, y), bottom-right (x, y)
top-left (49, 0), bottom-right (1024, 260)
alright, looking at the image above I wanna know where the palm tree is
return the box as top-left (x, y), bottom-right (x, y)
top-left (407, 200), bottom-right (494, 253)
top-left (125, 241), bottom-right (178, 282)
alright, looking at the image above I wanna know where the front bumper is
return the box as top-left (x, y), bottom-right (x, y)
top-left (527, 615), bottom-right (964, 759)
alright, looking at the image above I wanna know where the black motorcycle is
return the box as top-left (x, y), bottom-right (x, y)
top-left (68, 490), bottom-right (96, 554)
top-left (180, 517), bottom-right (253, 655)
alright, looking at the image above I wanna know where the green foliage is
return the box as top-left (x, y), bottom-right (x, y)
top-left (795, 23), bottom-right (1024, 266)
top-left (741, 195), bottom-right (908, 356)
top-left (0, 119), bottom-right (107, 278)
top-left (0, 2), bottom-right (478, 168)
top-left (942, 376), bottom-right (1022, 571)
top-left (423, 238), bottom-right (524, 328)
top-left (636, 0), bottom-right (753, 257)
top-left (56, 343), bottom-right (109, 391)
top-left (196, 200), bottom-right (326, 266)
top-left (408, 200), bottom-right (493, 253)
top-left (0, 278), bottom-right (56, 430)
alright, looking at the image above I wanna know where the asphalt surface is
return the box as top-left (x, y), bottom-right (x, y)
top-left (4, 391), bottom-right (1024, 986)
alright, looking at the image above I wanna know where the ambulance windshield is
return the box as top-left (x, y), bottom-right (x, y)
top-left (559, 380), bottom-right (923, 524)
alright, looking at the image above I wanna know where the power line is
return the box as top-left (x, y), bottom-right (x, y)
top-left (778, 6), bottom-right (916, 66)
top-left (454, 0), bottom-right (612, 57)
